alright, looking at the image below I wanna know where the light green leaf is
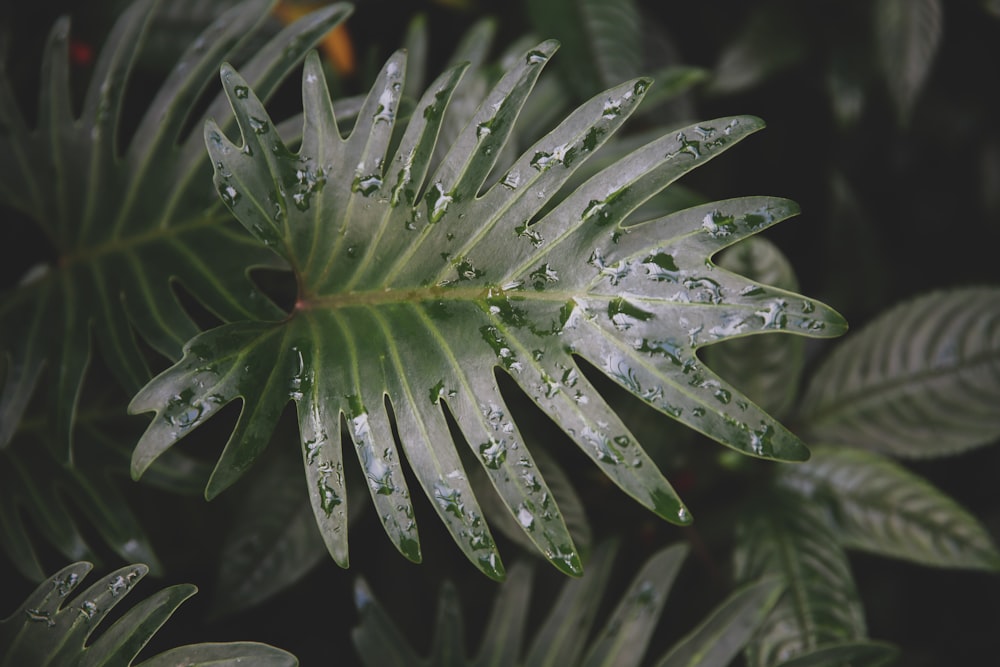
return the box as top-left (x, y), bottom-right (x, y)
top-left (0, 562), bottom-right (298, 666)
top-left (777, 445), bottom-right (1000, 571)
top-left (0, 0), bottom-right (351, 455)
top-left (130, 43), bottom-right (844, 577)
top-left (655, 577), bottom-right (784, 667)
top-left (874, 0), bottom-right (943, 125)
top-left (524, 0), bottom-right (643, 99)
top-left (705, 237), bottom-right (803, 418)
top-left (799, 287), bottom-right (1000, 458)
top-left (734, 491), bottom-right (882, 667)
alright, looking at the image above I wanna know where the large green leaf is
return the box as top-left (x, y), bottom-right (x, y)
top-left (777, 445), bottom-right (1000, 571)
top-left (0, 0), bottom-right (351, 455)
top-left (129, 43), bottom-right (845, 577)
top-left (799, 287), bottom-right (1000, 458)
top-left (353, 541), bottom-right (783, 667)
top-left (733, 490), bottom-right (893, 667)
top-left (0, 561), bottom-right (297, 666)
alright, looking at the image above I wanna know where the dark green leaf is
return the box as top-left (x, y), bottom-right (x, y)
top-left (524, 0), bottom-right (643, 99)
top-left (799, 287), bottom-right (1000, 458)
top-left (778, 446), bottom-right (1000, 571)
top-left (874, 0), bottom-right (943, 125)
top-left (0, 0), bottom-right (351, 455)
top-left (772, 641), bottom-right (899, 667)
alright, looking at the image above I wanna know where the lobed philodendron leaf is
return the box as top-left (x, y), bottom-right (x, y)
top-left (129, 43), bottom-right (845, 578)
top-left (0, 562), bottom-right (297, 666)
top-left (0, 0), bottom-right (352, 456)
top-left (733, 490), bottom-right (896, 667)
top-left (799, 287), bottom-right (1000, 458)
top-left (777, 445), bottom-right (1000, 571)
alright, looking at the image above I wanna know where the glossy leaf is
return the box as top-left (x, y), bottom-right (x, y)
top-left (655, 577), bottom-right (784, 667)
top-left (0, 0), bottom-right (351, 455)
top-left (0, 562), bottom-right (298, 666)
top-left (874, 0), bottom-right (943, 124)
top-left (130, 43), bottom-right (845, 577)
top-left (705, 237), bottom-right (803, 419)
top-left (524, 0), bottom-right (643, 99)
top-left (734, 490), bottom-right (883, 667)
top-left (777, 445), bottom-right (1000, 571)
top-left (799, 287), bottom-right (1000, 458)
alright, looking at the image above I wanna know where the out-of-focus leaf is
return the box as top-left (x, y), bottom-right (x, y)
top-left (874, 0), bottom-right (943, 125)
top-left (771, 641), bottom-right (899, 667)
top-left (655, 577), bottom-right (784, 667)
top-left (0, 562), bottom-right (298, 666)
top-left (209, 446), bottom-right (365, 618)
top-left (0, 0), bottom-right (351, 455)
top-left (799, 287), bottom-right (1000, 458)
top-left (355, 541), bottom-right (778, 667)
top-left (524, 0), bottom-right (643, 100)
top-left (777, 446), bottom-right (1000, 571)
top-left (705, 1), bottom-right (809, 96)
top-left (705, 237), bottom-right (803, 419)
top-left (734, 491), bottom-right (885, 667)
top-left (0, 435), bottom-right (159, 582)
top-left (580, 543), bottom-right (687, 667)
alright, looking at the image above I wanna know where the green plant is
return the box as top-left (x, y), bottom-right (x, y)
top-left (2, 0), bottom-right (999, 665)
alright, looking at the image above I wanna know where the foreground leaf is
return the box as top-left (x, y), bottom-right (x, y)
top-left (130, 43), bottom-right (845, 577)
top-left (734, 490), bottom-right (887, 666)
top-left (777, 445), bottom-right (1000, 571)
top-left (0, 562), bottom-right (297, 666)
top-left (799, 287), bottom-right (1000, 458)
top-left (0, 0), bottom-right (351, 454)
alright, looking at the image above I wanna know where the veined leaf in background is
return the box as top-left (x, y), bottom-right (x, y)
top-left (733, 490), bottom-right (896, 667)
top-left (874, 0), bottom-right (943, 125)
top-left (777, 445), bottom-right (1000, 571)
top-left (0, 561), bottom-right (298, 666)
top-left (354, 542), bottom-right (783, 667)
top-left (799, 287), bottom-right (1000, 458)
top-left (0, 0), bottom-right (350, 456)
top-left (129, 37), bottom-right (845, 577)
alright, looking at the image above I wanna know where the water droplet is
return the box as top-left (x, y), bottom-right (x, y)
top-left (515, 222), bottom-right (544, 247)
top-left (352, 173), bottom-right (382, 196)
top-left (501, 171), bottom-right (520, 189)
top-left (248, 116), bottom-right (269, 135)
top-left (526, 50), bottom-right (548, 64)
top-left (55, 572), bottom-right (79, 597)
top-left (425, 182), bottom-right (453, 223)
top-left (529, 263), bottom-right (559, 290)
top-left (25, 608), bottom-right (55, 627)
top-left (479, 439), bottom-right (507, 469)
top-left (701, 210), bottom-right (738, 238)
top-left (433, 480), bottom-right (465, 519)
top-left (517, 502), bottom-right (536, 530)
top-left (107, 575), bottom-right (128, 596)
top-left (234, 85), bottom-right (249, 99)
top-left (78, 600), bottom-right (99, 620)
